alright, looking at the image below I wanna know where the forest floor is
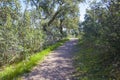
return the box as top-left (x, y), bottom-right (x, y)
top-left (21, 38), bottom-right (79, 80)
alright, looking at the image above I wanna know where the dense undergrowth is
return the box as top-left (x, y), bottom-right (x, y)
top-left (74, 0), bottom-right (120, 80)
top-left (74, 39), bottom-right (120, 80)
top-left (0, 39), bottom-right (68, 80)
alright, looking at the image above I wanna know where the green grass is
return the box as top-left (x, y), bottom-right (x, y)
top-left (73, 41), bottom-right (112, 80)
top-left (0, 39), bottom-right (68, 80)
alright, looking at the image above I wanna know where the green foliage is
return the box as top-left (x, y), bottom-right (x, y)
top-left (0, 0), bottom-right (80, 79)
top-left (30, 0), bottom-right (81, 38)
top-left (74, 41), bottom-right (112, 80)
top-left (0, 39), bottom-right (68, 80)
top-left (78, 0), bottom-right (120, 80)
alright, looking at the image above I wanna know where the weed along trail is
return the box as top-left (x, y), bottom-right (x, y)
top-left (22, 38), bottom-right (78, 80)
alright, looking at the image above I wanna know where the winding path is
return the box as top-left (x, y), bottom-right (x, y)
top-left (22, 38), bottom-right (78, 80)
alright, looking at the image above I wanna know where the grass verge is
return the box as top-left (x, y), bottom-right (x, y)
top-left (0, 39), bottom-right (68, 80)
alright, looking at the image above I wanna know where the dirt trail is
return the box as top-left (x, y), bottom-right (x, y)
top-left (22, 38), bottom-right (78, 80)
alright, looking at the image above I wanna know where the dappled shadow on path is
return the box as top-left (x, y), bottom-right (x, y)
top-left (22, 38), bottom-right (78, 80)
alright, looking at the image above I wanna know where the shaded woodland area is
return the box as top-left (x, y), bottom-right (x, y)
top-left (0, 0), bottom-right (120, 80)
top-left (0, 0), bottom-right (80, 66)
top-left (75, 0), bottom-right (120, 79)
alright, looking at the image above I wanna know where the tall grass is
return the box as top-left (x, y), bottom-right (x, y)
top-left (0, 39), bottom-right (68, 80)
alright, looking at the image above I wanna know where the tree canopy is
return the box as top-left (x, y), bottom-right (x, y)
top-left (0, 0), bottom-right (82, 66)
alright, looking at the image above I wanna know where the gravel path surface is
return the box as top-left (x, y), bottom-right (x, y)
top-left (22, 38), bottom-right (78, 80)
